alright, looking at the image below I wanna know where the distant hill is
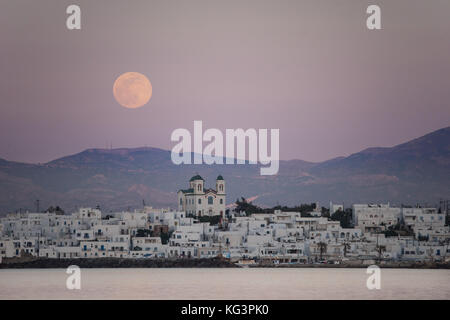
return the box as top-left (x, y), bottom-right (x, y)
top-left (0, 127), bottom-right (449, 214)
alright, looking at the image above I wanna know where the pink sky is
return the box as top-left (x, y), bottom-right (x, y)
top-left (1, 0), bottom-right (449, 163)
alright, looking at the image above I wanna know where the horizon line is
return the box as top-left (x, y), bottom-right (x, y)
top-left (1, 125), bottom-right (448, 165)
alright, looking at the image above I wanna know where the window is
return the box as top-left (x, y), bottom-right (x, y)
top-left (198, 184), bottom-right (202, 191)
top-left (208, 196), bottom-right (213, 205)
top-left (180, 198), bottom-right (182, 205)
top-left (220, 199), bottom-right (223, 204)
top-left (198, 199), bottom-right (201, 205)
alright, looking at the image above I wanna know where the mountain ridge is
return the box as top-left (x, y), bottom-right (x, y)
top-left (0, 126), bottom-right (448, 214)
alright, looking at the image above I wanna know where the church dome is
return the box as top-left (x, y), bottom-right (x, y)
top-left (189, 174), bottom-right (204, 181)
top-left (216, 175), bottom-right (224, 180)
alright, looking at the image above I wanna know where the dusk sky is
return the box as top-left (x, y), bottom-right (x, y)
top-left (1, 0), bottom-right (449, 163)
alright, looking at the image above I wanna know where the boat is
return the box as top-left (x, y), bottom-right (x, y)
top-left (235, 259), bottom-right (257, 267)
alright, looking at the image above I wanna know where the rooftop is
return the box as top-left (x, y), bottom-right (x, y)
top-left (189, 175), bottom-right (204, 182)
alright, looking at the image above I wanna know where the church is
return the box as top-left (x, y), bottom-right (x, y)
top-left (177, 175), bottom-right (226, 217)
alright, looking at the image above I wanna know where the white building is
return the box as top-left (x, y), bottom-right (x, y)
top-left (329, 202), bottom-right (344, 215)
top-left (0, 194), bottom-right (448, 265)
top-left (177, 175), bottom-right (226, 217)
top-left (402, 207), bottom-right (446, 230)
top-left (353, 204), bottom-right (401, 233)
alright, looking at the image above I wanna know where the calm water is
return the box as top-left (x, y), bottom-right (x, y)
top-left (0, 268), bottom-right (449, 299)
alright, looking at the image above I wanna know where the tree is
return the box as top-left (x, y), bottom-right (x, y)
top-left (234, 197), bottom-right (263, 216)
top-left (136, 229), bottom-right (151, 237)
top-left (197, 215), bottom-right (221, 225)
top-left (376, 245), bottom-right (386, 261)
top-left (321, 207), bottom-right (330, 218)
top-left (45, 206), bottom-right (65, 215)
top-left (382, 228), bottom-right (398, 237)
top-left (318, 242), bottom-right (327, 260)
top-left (343, 241), bottom-right (351, 257)
top-left (160, 231), bottom-right (172, 245)
top-left (330, 208), bottom-right (352, 228)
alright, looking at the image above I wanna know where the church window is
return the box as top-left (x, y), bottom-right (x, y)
top-left (220, 199), bottom-right (223, 204)
top-left (198, 199), bottom-right (201, 204)
top-left (208, 196), bottom-right (213, 205)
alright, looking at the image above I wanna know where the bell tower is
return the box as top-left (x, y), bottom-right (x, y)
top-left (216, 175), bottom-right (225, 194)
top-left (190, 174), bottom-right (204, 194)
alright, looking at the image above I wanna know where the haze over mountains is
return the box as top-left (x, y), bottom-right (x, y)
top-left (0, 127), bottom-right (449, 215)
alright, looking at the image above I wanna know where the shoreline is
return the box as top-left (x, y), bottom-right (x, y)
top-left (1, 257), bottom-right (449, 269)
top-left (0, 257), bottom-right (237, 269)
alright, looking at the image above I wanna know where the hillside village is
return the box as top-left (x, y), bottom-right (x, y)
top-left (1, 175), bottom-right (449, 266)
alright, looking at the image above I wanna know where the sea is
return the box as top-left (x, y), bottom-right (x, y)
top-left (0, 268), bottom-right (449, 299)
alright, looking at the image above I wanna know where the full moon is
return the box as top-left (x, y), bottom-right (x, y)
top-left (113, 72), bottom-right (152, 109)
